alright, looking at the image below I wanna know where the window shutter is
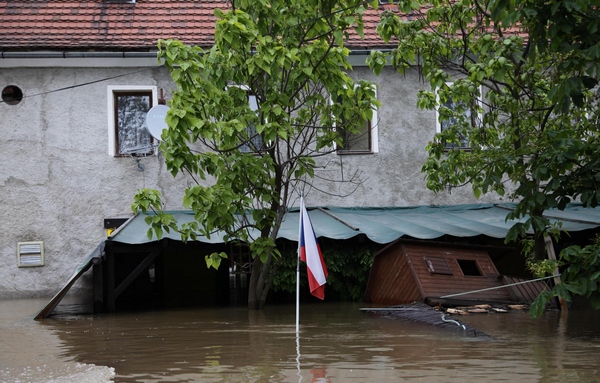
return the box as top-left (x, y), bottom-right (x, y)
top-left (423, 256), bottom-right (453, 275)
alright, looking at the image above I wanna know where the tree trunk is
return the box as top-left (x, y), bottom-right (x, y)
top-left (247, 206), bottom-right (286, 310)
top-left (247, 256), bottom-right (262, 310)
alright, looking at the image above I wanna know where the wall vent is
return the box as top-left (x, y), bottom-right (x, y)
top-left (17, 241), bottom-right (45, 267)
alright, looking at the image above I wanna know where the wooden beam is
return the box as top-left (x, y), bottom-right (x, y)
top-left (92, 257), bottom-right (103, 314)
top-left (544, 234), bottom-right (568, 313)
top-left (106, 250), bottom-right (115, 312)
top-left (114, 251), bottom-right (161, 299)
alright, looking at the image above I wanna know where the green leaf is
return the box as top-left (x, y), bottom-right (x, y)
top-left (529, 290), bottom-right (552, 318)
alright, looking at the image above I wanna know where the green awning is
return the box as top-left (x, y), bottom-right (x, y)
top-left (109, 203), bottom-right (600, 245)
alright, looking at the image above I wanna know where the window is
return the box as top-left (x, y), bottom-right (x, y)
top-left (436, 83), bottom-right (481, 149)
top-left (334, 85), bottom-right (378, 154)
top-left (338, 117), bottom-right (372, 153)
top-left (107, 86), bottom-right (157, 156)
top-left (228, 85), bottom-right (265, 153)
top-left (457, 259), bottom-right (482, 276)
top-left (240, 92), bottom-right (265, 153)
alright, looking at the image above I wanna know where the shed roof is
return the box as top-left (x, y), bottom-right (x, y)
top-left (110, 203), bottom-right (600, 245)
top-left (0, 0), bottom-right (396, 51)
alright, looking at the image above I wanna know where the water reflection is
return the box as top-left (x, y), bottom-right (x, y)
top-left (35, 302), bottom-right (600, 383)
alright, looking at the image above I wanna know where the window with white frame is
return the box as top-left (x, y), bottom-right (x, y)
top-left (240, 91), bottom-right (265, 153)
top-left (107, 86), bottom-right (157, 156)
top-left (228, 85), bottom-right (265, 153)
top-left (436, 83), bottom-right (481, 149)
top-left (334, 85), bottom-right (378, 154)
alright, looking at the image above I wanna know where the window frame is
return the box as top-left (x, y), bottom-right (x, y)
top-left (228, 84), bottom-right (266, 154)
top-left (107, 85), bottom-right (158, 157)
top-left (332, 85), bottom-right (379, 155)
top-left (456, 259), bottom-right (483, 277)
top-left (435, 82), bottom-right (482, 150)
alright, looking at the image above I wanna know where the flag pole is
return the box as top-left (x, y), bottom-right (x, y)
top-left (296, 196), bottom-right (303, 334)
top-left (296, 253), bottom-right (300, 333)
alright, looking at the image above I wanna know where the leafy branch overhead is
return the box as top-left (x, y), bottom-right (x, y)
top-left (132, 0), bottom-right (379, 309)
top-left (368, 0), bottom-right (600, 316)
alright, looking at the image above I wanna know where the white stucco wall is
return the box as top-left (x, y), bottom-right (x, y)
top-left (0, 61), bottom-right (507, 299)
top-left (0, 65), bottom-right (190, 298)
top-left (309, 66), bottom-right (506, 207)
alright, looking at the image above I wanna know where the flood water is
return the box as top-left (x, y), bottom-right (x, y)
top-left (1, 299), bottom-right (599, 383)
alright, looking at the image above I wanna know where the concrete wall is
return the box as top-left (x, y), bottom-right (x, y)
top-left (0, 62), bottom-right (507, 299)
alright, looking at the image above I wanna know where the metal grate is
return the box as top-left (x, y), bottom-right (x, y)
top-left (17, 241), bottom-right (44, 267)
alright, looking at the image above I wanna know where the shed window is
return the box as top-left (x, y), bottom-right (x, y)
top-left (424, 256), bottom-right (453, 275)
top-left (457, 259), bottom-right (482, 276)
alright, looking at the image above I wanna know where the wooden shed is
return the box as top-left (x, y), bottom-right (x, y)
top-left (364, 241), bottom-right (547, 306)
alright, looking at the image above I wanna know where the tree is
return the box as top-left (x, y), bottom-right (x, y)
top-left (488, 0), bottom-right (600, 111)
top-left (368, 0), bottom-right (600, 315)
top-left (132, 0), bottom-right (379, 310)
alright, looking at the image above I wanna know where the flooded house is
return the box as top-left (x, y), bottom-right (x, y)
top-left (2, 1), bottom-right (600, 316)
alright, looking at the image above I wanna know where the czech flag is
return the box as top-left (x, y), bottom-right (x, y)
top-left (298, 197), bottom-right (328, 299)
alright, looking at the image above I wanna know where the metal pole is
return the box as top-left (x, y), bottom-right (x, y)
top-left (296, 250), bottom-right (301, 333)
top-left (296, 196), bottom-right (304, 333)
top-left (439, 274), bottom-right (557, 298)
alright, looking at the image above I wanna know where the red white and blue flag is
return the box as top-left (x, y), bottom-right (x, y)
top-left (298, 197), bottom-right (328, 300)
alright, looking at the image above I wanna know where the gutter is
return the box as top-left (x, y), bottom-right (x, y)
top-left (0, 51), bottom-right (159, 59)
top-left (0, 48), bottom-right (393, 59)
top-left (0, 48), bottom-right (395, 67)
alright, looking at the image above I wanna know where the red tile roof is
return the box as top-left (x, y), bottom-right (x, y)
top-left (0, 0), bottom-right (394, 52)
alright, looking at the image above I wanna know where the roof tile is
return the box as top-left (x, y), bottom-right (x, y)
top-left (0, 0), bottom-right (395, 51)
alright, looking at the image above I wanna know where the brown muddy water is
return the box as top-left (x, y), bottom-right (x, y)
top-left (1, 299), bottom-right (599, 383)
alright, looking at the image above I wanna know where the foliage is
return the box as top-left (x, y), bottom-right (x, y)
top-left (488, 0), bottom-right (600, 111)
top-left (272, 239), bottom-right (379, 301)
top-left (368, 0), bottom-right (600, 315)
top-left (131, 0), bottom-right (379, 309)
top-left (530, 236), bottom-right (600, 318)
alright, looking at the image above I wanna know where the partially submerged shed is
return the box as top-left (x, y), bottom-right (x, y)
top-left (364, 241), bottom-right (547, 306)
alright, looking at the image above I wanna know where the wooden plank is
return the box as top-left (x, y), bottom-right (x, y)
top-left (114, 251), bottom-right (161, 298)
top-left (92, 258), bottom-right (103, 314)
top-left (502, 275), bottom-right (550, 304)
top-left (106, 250), bottom-right (115, 313)
top-left (366, 244), bottom-right (423, 305)
top-left (35, 242), bottom-right (105, 320)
